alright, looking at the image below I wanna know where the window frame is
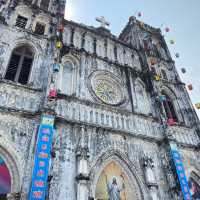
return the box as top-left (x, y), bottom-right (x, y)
top-left (4, 46), bottom-right (34, 85)
top-left (34, 22), bottom-right (46, 35)
top-left (162, 93), bottom-right (178, 121)
top-left (58, 58), bottom-right (79, 96)
top-left (15, 15), bottom-right (28, 29)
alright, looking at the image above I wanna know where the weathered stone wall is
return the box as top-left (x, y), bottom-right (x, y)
top-left (0, 1), bottom-right (199, 200)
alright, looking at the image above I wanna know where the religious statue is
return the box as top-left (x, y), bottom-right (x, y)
top-left (106, 177), bottom-right (125, 200)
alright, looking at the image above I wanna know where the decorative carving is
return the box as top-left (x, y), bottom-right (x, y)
top-left (143, 155), bottom-right (154, 168)
top-left (161, 152), bottom-right (177, 190)
top-left (88, 70), bottom-right (126, 106)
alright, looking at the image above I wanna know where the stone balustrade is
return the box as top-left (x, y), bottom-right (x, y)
top-left (0, 81), bottom-right (42, 113)
top-left (55, 99), bottom-right (163, 141)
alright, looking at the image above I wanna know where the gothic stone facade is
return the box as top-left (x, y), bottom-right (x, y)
top-left (0, 1), bottom-right (200, 200)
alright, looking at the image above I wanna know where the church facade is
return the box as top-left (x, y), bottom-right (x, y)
top-left (0, 1), bottom-right (200, 200)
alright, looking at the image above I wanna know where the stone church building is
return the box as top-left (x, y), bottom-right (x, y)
top-left (0, 0), bottom-right (199, 200)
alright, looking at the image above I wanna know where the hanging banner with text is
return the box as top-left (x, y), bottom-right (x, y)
top-left (170, 143), bottom-right (192, 200)
top-left (29, 115), bottom-right (55, 200)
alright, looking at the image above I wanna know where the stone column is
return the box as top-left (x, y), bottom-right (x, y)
top-left (143, 155), bottom-right (159, 200)
top-left (76, 127), bottom-right (90, 200)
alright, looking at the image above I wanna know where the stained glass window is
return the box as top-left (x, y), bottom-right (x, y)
top-left (0, 157), bottom-right (11, 194)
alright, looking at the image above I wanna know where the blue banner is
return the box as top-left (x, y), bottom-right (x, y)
top-left (29, 115), bottom-right (55, 200)
top-left (171, 149), bottom-right (192, 200)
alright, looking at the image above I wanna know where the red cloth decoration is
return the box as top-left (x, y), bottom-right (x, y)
top-left (58, 24), bottom-right (64, 32)
top-left (48, 89), bottom-right (57, 100)
top-left (188, 84), bottom-right (193, 91)
top-left (167, 118), bottom-right (176, 126)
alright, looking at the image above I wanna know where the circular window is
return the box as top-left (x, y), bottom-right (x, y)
top-left (89, 71), bottom-right (125, 105)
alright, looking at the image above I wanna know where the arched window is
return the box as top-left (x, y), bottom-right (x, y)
top-left (135, 80), bottom-right (150, 114)
top-left (61, 61), bottom-right (76, 95)
top-left (162, 93), bottom-right (178, 121)
top-left (0, 156), bottom-right (11, 194)
top-left (5, 45), bottom-right (34, 85)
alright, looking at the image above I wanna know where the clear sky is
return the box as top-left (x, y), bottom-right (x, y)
top-left (65, 0), bottom-right (200, 118)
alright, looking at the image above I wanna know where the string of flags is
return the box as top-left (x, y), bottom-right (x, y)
top-left (136, 10), bottom-right (200, 119)
top-left (48, 0), bottom-right (65, 101)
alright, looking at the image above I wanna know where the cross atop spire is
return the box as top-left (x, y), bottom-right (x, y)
top-left (95, 16), bottom-right (110, 29)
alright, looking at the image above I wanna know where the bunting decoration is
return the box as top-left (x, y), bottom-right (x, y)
top-left (138, 12), bottom-right (142, 17)
top-left (195, 103), bottom-right (200, 109)
top-left (165, 27), bottom-right (170, 32)
top-left (187, 84), bottom-right (193, 91)
top-left (29, 1), bottom-right (66, 199)
top-left (170, 39), bottom-right (175, 44)
top-left (181, 68), bottom-right (186, 74)
top-left (175, 53), bottom-right (180, 58)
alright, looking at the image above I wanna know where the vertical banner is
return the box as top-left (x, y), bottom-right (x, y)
top-left (29, 115), bottom-right (55, 200)
top-left (170, 143), bottom-right (192, 200)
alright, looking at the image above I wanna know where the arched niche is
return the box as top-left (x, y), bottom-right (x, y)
top-left (89, 150), bottom-right (148, 200)
top-left (134, 78), bottom-right (150, 115)
top-left (160, 85), bottom-right (183, 122)
top-left (58, 54), bottom-right (80, 96)
top-left (95, 161), bottom-right (137, 200)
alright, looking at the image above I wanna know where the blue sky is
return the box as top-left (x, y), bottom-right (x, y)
top-left (65, 0), bottom-right (200, 118)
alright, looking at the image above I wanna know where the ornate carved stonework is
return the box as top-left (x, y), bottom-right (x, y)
top-left (88, 70), bottom-right (126, 106)
top-left (0, 2), bottom-right (199, 200)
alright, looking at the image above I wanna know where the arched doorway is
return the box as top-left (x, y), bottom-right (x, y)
top-left (188, 172), bottom-right (200, 200)
top-left (0, 156), bottom-right (11, 198)
top-left (95, 161), bottom-right (136, 200)
top-left (90, 150), bottom-right (146, 200)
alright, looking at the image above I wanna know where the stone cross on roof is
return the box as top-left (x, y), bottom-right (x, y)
top-left (95, 16), bottom-right (110, 28)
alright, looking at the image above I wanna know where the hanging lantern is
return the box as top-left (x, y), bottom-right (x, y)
top-left (150, 66), bottom-right (156, 74)
top-left (139, 22), bottom-right (145, 29)
top-left (165, 27), bottom-right (170, 32)
top-left (58, 24), bottom-right (64, 32)
top-left (195, 103), bottom-right (200, 109)
top-left (167, 118), bottom-right (176, 126)
top-left (181, 68), bottom-right (186, 73)
top-left (53, 63), bottom-right (60, 72)
top-left (154, 75), bottom-right (161, 81)
top-left (159, 95), bottom-right (166, 102)
top-left (150, 57), bottom-right (157, 65)
top-left (56, 31), bottom-right (62, 38)
top-left (138, 12), bottom-right (142, 17)
top-left (48, 89), bottom-right (57, 100)
top-left (175, 53), bottom-right (180, 58)
top-left (170, 40), bottom-right (175, 44)
top-left (188, 84), bottom-right (193, 91)
top-left (56, 41), bottom-right (63, 49)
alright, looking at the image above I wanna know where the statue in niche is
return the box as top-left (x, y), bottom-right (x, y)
top-left (95, 161), bottom-right (136, 200)
top-left (107, 177), bottom-right (125, 200)
top-left (143, 155), bottom-right (156, 184)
